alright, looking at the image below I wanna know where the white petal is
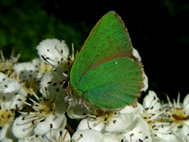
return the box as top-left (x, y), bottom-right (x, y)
top-left (37, 39), bottom-right (69, 58)
top-left (4, 93), bottom-right (26, 110)
top-left (2, 80), bottom-right (23, 94)
top-left (0, 123), bottom-right (11, 141)
top-left (13, 58), bottom-right (39, 73)
top-left (39, 70), bottom-right (66, 98)
top-left (72, 129), bottom-right (104, 142)
top-left (105, 113), bottom-right (140, 133)
top-left (143, 90), bottom-right (161, 113)
top-left (12, 116), bottom-right (34, 138)
top-left (44, 128), bottom-right (71, 142)
top-left (0, 72), bottom-right (7, 81)
top-left (34, 114), bottom-right (66, 135)
top-left (154, 132), bottom-right (180, 142)
top-left (119, 103), bottom-right (144, 115)
top-left (177, 125), bottom-right (189, 141)
top-left (77, 118), bottom-right (105, 132)
top-left (13, 58), bottom-right (43, 80)
top-left (0, 74), bottom-right (26, 110)
top-left (0, 138), bottom-right (13, 142)
top-left (36, 39), bottom-right (69, 71)
top-left (0, 72), bottom-right (27, 104)
top-left (40, 71), bottom-right (67, 113)
top-left (123, 118), bottom-right (152, 142)
top-left (103, 133), bottom-right (124, 142)
top-left (151, 122), bottom-right (182, 142)
top-left (18, 135), bottom-right (44, 142)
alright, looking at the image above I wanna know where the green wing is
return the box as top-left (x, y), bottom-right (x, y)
top-left (70, 11), bottom-right (144, 108)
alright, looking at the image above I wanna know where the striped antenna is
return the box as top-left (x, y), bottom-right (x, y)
top-left (41, 55), bottom-right (68, 77)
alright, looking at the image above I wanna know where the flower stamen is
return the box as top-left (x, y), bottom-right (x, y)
top-left (172, 114), bottom-right (189, 120)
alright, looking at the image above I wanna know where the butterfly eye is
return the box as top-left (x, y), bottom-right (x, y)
top-left (64, 71), bottom-right (69, 74)
top-left (62, 80), bottom-right (69, 89)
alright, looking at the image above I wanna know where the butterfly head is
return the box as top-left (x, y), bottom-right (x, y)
top-left (60, 78), bottom-right (70, 89)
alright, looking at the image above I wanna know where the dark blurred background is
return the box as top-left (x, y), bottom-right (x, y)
top-left (1, 0), bottom-right (189, 102)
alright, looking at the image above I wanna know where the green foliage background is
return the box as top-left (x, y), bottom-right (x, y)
top-left (0, 0), bottom-right (87, 61)
top-left (1, 0), bottom-right (189, 101)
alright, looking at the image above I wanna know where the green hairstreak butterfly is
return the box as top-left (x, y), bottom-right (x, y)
top-left (64, 11), bottom-right (146, 109)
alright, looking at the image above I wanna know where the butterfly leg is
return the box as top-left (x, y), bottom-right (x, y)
top-left (81, 100), bottom-right (91, 129)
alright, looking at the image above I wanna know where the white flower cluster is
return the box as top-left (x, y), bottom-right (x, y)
top-left (0, 39), bottom-right (189, 142)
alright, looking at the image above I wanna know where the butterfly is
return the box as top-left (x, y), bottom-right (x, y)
top-left (62, 11), bottom-right (147, 111)
top-left (42, 11), bottom-right (147, 111)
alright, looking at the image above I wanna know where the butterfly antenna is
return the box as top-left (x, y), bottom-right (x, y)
top-left (87, 109), bottom-right (91, 129)
top-left (41, 55), bottom-right (68, 76)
